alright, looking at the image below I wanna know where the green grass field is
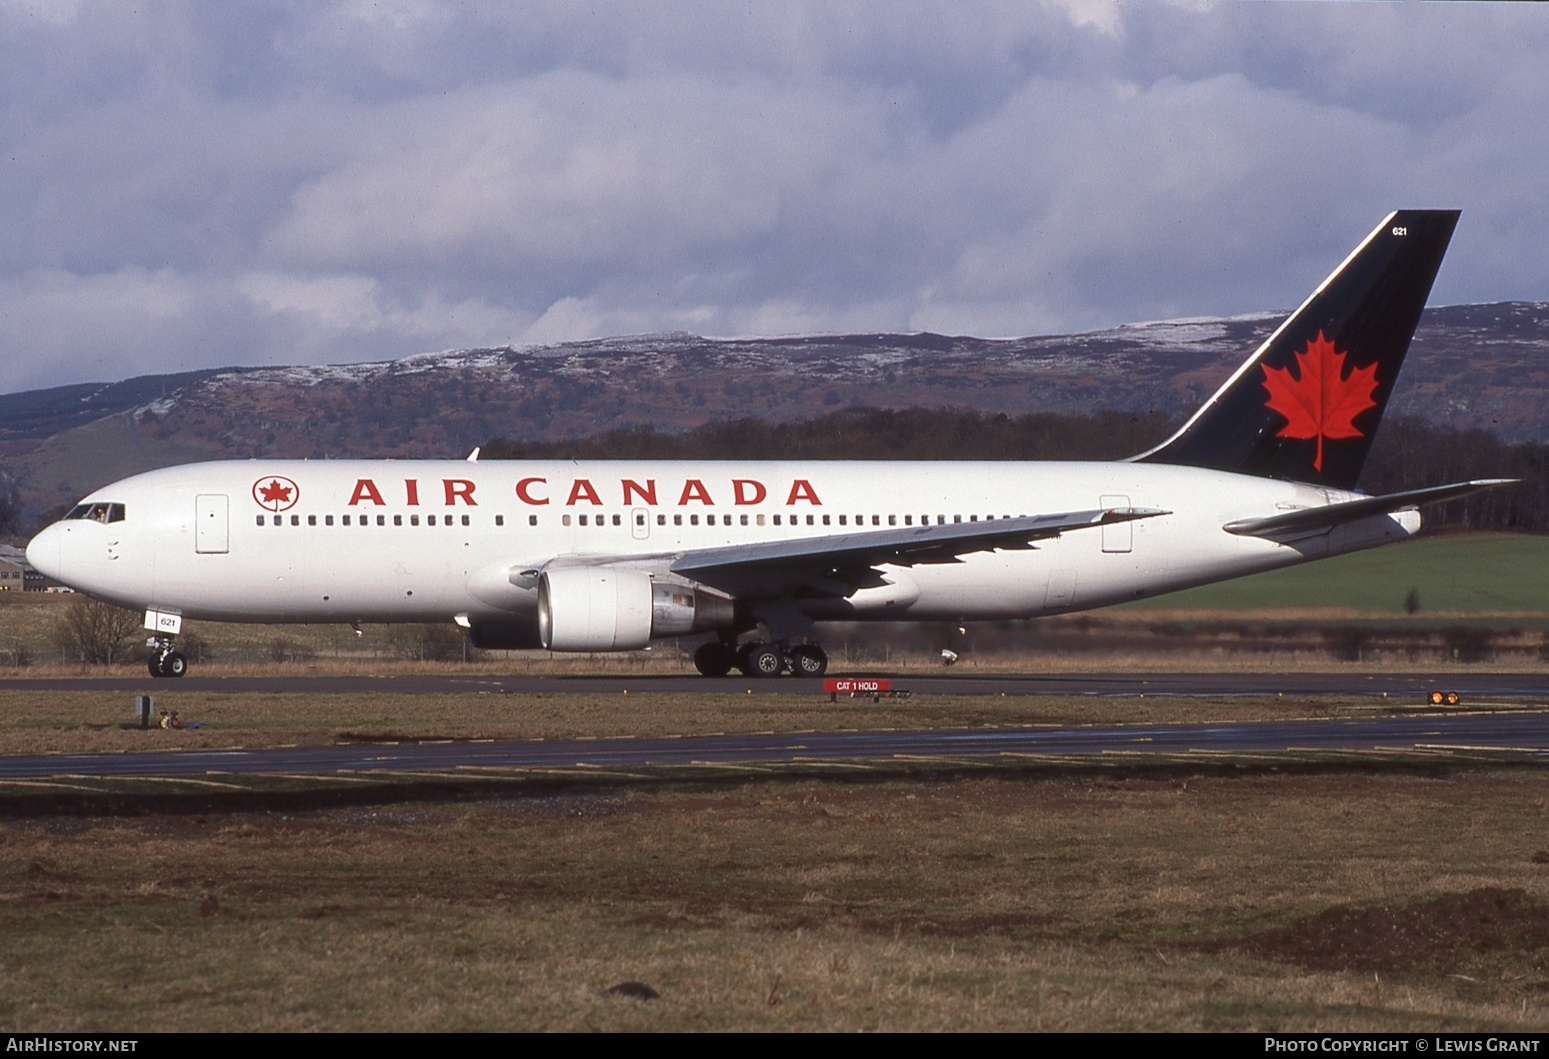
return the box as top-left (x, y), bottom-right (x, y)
top-left (1118, 533), bottom-right (1549, 615)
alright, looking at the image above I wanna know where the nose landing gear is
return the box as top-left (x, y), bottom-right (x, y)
top-left (147, 636), bottom-right (187, 679)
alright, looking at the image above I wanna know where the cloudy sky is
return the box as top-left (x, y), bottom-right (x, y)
top-left (1, 0), bottom-right (1545, 393)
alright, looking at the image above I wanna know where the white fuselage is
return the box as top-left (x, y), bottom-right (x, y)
top-left (25, 458), bottom-right (1419, 634)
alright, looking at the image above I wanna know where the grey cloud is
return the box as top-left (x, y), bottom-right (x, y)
top-left (0, 1), bottom-right (1545, 392)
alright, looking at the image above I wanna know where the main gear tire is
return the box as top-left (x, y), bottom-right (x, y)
top-left (747, 644), bottom-right (786, 677)
top-left (788, 644), bottom-right (828, 678)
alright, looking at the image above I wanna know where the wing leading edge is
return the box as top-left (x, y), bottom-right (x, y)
top-left (670, 506), bottom-right (1168, 595)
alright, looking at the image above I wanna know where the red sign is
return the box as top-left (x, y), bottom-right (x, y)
top-left (824, 678), bottom-right (892, 694)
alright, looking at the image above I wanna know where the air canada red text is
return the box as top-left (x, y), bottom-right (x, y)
top-left (342, 477), bottom-right (824, 508)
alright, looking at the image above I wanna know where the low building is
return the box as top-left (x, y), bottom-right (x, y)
top-left (0, 543), bottom-right (65, 592)
top-left (0, 553), bottom-right (23, 591)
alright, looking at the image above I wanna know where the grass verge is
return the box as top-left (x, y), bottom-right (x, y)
top-left (3, 768), bottom-right (1549, 1031)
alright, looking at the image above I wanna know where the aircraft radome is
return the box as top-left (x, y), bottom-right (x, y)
top-left (26, 210), bottom-right (1513, 679)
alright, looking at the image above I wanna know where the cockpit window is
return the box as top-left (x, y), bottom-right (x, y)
top-left (65, 502), bottom-right (125, 523)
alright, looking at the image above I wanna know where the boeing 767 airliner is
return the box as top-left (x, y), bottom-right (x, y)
top-left (26, 210), bottom-right (1512, 678)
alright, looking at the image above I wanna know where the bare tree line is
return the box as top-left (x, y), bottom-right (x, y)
top-left (486, 409), bottom-right (1548, 534)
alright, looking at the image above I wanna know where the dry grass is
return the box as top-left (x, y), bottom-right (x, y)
top-left (3, 771), bottom-right (1549, 1030)
top-left (0, 688), bottom-right (1427, 758)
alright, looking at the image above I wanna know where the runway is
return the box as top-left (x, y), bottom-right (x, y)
top-left (3, 709), bottom-right (1548, 782)
top-left (4, 670), bottom-right (1548, 698)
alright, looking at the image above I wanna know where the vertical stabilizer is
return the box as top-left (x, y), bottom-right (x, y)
top-left (1133, 210), bottom-right (1459, 490)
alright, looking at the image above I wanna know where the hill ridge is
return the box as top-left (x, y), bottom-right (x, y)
top-left (4, 301), bottom-right (1544, 520)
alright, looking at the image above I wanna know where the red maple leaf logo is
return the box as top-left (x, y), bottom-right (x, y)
top-left (1262, 331), bottom-right (1379, 473)
top-left (252, 475), bottom-right (299, 512)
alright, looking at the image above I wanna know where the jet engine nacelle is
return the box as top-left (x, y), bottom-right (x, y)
top-left (466, 620), bottom-right (545, 651)
top-left (538, 566), bottom-right (735, 651)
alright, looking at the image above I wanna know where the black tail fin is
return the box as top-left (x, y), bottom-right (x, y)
top-left (1133, 209), bottom-right (1460, 490)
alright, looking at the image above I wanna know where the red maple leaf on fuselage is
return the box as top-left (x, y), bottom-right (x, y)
top-left (259, 479), bottom-right (293, 505)
top-left (1261, 331), bottom-right (1378, 473)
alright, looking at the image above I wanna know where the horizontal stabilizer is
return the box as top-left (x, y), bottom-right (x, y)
top-left (1222, 479), bottom-right (1517, 537)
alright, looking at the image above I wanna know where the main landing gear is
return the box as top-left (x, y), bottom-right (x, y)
top-left (147, 636), bottom-right (187, 679)
top-left (692, 639), bottom-right (829, 678)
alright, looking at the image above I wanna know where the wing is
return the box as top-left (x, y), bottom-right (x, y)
top-left (670, 506), bottom-right (1168, 597)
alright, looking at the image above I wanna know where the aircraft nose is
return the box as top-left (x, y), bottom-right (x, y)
top-left (25, 523), bottom-right (63, 582)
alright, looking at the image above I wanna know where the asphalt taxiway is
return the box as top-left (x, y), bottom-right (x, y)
top-left (5, 670), bottom-right (1546, 783)
top-left (4, 670), bottom-right (1549, 697)
top-left (2, 709), bottom-right (1547, 783)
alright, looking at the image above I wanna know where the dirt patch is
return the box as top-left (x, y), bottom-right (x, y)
top-left (1225, 887), bottom-right (1549, 975)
